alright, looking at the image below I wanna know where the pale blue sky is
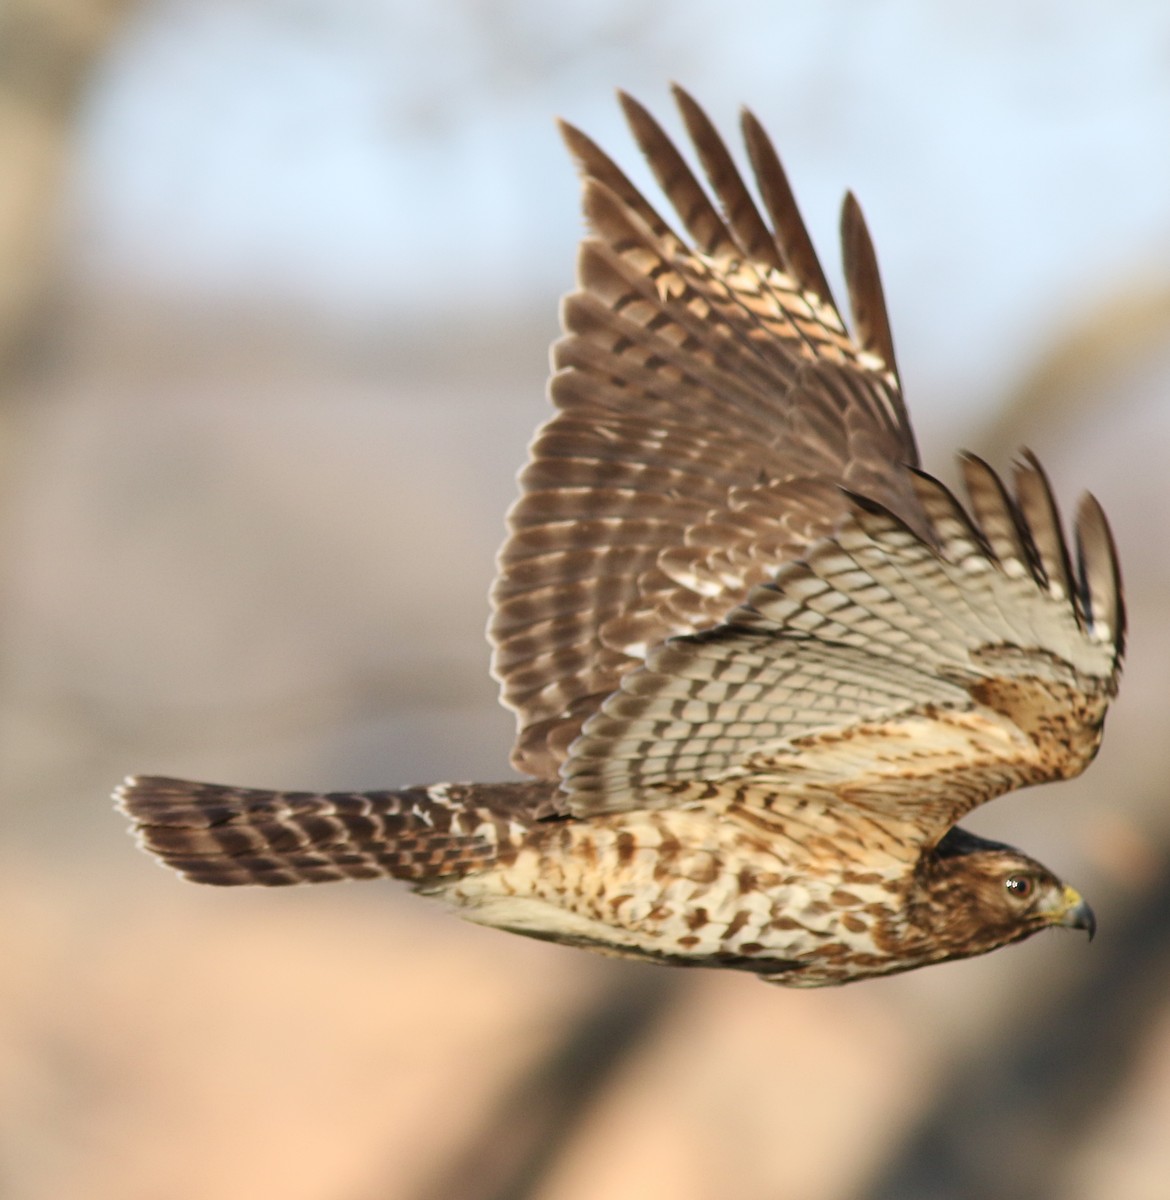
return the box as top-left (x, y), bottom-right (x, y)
top-left (70, 0), bottom-right (1170, 421)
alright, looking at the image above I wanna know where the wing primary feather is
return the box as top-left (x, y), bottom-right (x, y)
top-left (840, 193), bottom-right (910, 438)
top-left (906, 467), bottom-right (993, 563)
top-left (958, 452), bottom-right (1032, 577)
top-left (739, 107), bottom-right (837, 307)
top-left (1075, 492), bottom-right (1126, 658)
top-left (838, 486), bottom-right (900, 520)
top-left (617, 90), bottom-right (736, 259)
top-left (670, 84), bottom-right (781, 268)
top-left (838, 484), bottom-right (940, 556)
top-left (1013, 451), bottom-right (1076, 606)
top-left (557, 117), bottom-right (683, 251)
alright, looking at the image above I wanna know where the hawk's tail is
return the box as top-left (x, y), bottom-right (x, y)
top-left (115, 775), bottom-right (556, 888)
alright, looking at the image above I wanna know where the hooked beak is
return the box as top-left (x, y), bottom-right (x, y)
top-left (1053, 884), bottom-right (1097, 941)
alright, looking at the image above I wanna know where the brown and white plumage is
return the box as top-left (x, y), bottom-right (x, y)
top-left (493, 90), bottom-right (923, 778)
top-left (117, 88), bottom-right (1122, 987)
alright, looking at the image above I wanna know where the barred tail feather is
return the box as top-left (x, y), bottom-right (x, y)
top-left (115, 776), bottom-right (551, 888)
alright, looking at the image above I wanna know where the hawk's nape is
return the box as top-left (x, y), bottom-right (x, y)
top-left (117, 87), bottom-right (1124, 988)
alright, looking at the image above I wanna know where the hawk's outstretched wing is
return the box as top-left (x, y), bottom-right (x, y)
top-left (564, 454), bottom-right (1124, 839)
top-left (492, 86), bottom-right (924, 777)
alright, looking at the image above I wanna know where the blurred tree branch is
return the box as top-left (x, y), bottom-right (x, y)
top-left (976, 286), bottom-right (1170, 465)
top-left (0, 0), bottom-right (139, 378)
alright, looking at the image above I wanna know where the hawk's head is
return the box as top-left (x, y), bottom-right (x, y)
top-left (913, 827), bottom-right (1096, 962)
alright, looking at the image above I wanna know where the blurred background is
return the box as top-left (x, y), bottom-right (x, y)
top-left (2, 2), bottom-right (1169, 1197)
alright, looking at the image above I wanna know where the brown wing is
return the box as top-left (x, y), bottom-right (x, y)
top-left (491, 87), bottom-right (923, 778)
top-left (564, 453), bottom-right (1124, 840)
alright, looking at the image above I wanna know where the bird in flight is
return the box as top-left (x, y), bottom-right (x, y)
top-left (118, 87), bottom-right (1123, 987)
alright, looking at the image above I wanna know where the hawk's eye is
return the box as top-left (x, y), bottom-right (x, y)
top-left (1005, 875), bottom-right (1034, 899)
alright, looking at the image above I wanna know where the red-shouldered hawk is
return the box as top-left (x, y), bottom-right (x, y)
top-left (117, 87), bottom-right (1121, 987)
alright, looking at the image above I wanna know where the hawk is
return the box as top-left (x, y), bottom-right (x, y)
top-left (117, 88), bottom-right (1123, 987)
